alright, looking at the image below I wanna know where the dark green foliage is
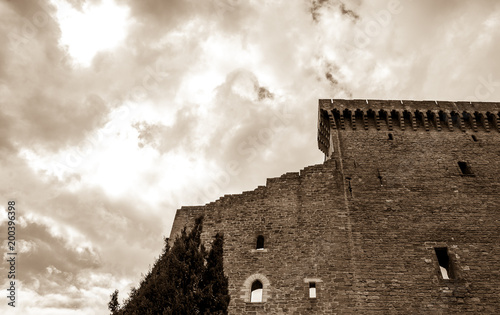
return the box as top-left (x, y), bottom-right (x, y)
top-left (109, 216), bottom-right (229, 315)
top-left (199, 233), bottom-right (230, 315)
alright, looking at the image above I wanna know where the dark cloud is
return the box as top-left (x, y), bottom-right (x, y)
top-left (11, 220), bottom-right (100, 279)
top-left (120, 0), bottom-right (256, 36)
top-left (325, 72), bottom-right (338, 85)
top-left (258, 87), bottom-right (274, 101)
top-left (133, 106), bottom-right (198, 153)
top-left (310, 0), bottom-right (359, 22)
top-left (310, 0), bottom-right (328, 22)
top-left (339, 2), bottom-right (359, 20)
top-left (0, 218), bottom-right (100, 310)
top-left (0, 110), bottom-right (15, 152)
top-left (18, 92), bottom-right (109, 150)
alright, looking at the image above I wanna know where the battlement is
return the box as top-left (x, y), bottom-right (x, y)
top-left (318, 99), bottom-right (500, 156)
top-left (169, 162), bottom-right (329, 239)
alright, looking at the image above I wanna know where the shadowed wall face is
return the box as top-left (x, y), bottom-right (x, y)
top-left (170, 99), bottom-right (500, 314)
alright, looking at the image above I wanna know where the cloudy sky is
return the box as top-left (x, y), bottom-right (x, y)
top-left (1, 0), bottom-right (499, 313)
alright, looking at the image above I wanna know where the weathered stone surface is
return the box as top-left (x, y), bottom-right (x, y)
top-left (170, 99), bottom-right (500, 314)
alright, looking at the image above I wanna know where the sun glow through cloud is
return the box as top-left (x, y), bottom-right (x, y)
top-left (51, 0), bottom-right (130, 66)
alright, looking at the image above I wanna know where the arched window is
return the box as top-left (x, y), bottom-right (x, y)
top-left (250, 280), bottom-right (263, 302)
top-left (242, 274), bottom-right (270, 303)
top-left (256, 235), bottom-right (264, 250)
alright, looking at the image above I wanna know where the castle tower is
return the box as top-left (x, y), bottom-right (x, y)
top-left (170, 99), bottom-right (500, 314)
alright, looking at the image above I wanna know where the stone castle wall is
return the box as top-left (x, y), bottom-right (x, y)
top-left (169, 99), bottom-right (500, 314)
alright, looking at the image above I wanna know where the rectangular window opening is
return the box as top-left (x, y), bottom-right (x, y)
top-left (435, 247), bottom-right (453, 280)
top-left (309, 282), bottom-right (316, 298)
top-left (458, 161), bottom-right (473, 175)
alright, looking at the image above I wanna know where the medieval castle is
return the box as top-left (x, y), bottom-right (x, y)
top-left (169, 99), bottom-right (500, 314)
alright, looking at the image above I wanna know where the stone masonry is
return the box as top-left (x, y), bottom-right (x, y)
top-left (169, 99), bottom-right (500, 314)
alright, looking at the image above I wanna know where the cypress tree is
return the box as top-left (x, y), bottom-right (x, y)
top-left (199, 233), bottom-right (230, 315)
top-left (110, 216), bottom-right (229, 314)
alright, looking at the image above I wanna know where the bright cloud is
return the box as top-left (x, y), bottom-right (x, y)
top-left (52, 0), bottom-right (130, 66)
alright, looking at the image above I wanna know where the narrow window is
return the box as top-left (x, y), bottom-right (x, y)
top-left (309, 282), bottom-right (316, 298)
top-left (256, 235), bottom-right (265, 250)
top-left (458, 161), bottom-right (473, 175)
top-left (250, 280), bottom-right (263, 302)
top-left (435, 248), bottom-right (453, 279)
top-left (388, 133), bottom-right (393, 140)
top-left (471, 135), bottom-right (478, 142)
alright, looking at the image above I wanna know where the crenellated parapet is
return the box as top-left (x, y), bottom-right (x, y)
top-left (318, 99), bottom-right (500, 156)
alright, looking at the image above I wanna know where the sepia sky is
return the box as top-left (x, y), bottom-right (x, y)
top-left (1, 0), bottom-right (500, 313)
